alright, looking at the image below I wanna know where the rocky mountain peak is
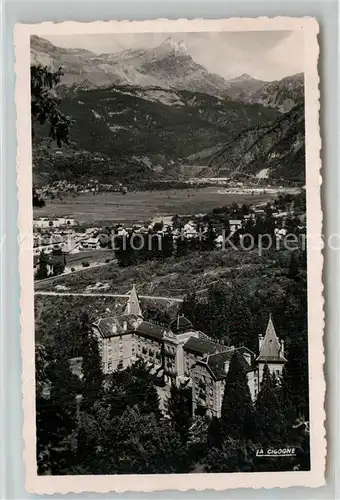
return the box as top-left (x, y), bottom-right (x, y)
top-left (156, 37), bottom-right (189, 57)
top-left (228, 73), bottom-right (260, 84)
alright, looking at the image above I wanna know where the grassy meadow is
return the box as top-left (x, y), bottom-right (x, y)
top-left (33, 188), bottom-right (276, 226)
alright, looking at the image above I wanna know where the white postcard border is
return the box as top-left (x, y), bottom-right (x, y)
top-left (14, 16), bottom-right (325, 494)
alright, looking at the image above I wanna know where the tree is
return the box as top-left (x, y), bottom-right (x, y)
top-left (220, 351), bottom-right (255, 441)
top-left (176, 234), bottom-right (188, 257)
top-left (32, 187), bottom-right (45, 208)
top-left (204, 438), bottom-right (254, 473)
top-left (35, 251), bottom-right (49, 280)
top-left (162, 230), bottom-right (174, 258)
top-left (107, 360), bottom-right (162, 420)
top-left (36, 344), bottom-right (80, 474)
top-left (283, 331), bottom-right (309, 421)
top-left (207, 416), bottom-right (222, 449)
top-left (31, 64), bottom-right (71, 147)
top-left (255, 365), bottom-right (288, 447)
top-left (53, 260), bottom-right (65, 276)
top-left (80, 318), bottom-right (103, 413)
top-left (180, 292), bottom-right (198, 325)
top-left (204, 221), bottom-right (216, 251)
top-left (102, 406), bottom-right (190, 474)
top-left (167, 382), bottom-right (192, 443)
top-left (288, 251), bottom-right (300, 279)
top-left (143, 302), bottom-right (171, 326)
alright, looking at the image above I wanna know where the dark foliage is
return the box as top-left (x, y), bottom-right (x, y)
top-left (31, 64), bottom-right (72, 147)
top-left (220, 351), bottom-right (255, 441)
top-left (167, 382), bottom-right (193, 443)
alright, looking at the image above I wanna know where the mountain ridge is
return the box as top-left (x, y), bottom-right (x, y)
top-left (186, 104), bottom-right (305, 183)
top-left (31, 36), bottom-right (304, 110)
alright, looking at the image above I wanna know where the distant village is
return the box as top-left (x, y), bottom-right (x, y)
top-left (33, 195), bottom-right (306, 281)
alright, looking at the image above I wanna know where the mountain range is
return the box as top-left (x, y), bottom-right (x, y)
top-left (31, 36), bottom-right (305, 186)
top-left (31, 36), bottom-right (304, 112)
top-left (185, 104), bottom-right (305, 184)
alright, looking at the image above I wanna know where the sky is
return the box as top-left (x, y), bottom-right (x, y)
top-left (44, 30), bottom-right (304, 81)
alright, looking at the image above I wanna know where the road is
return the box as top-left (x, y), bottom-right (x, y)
top-left (34, 260), bottom-right (117, 288)
top-left (34, 291), bottom-right (184, 303)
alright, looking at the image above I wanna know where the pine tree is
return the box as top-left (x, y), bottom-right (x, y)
top-left (141, 380), bottom-right (162, 419)
top-left (280, 366), bottom-right (296, 426)
top-left (162, 230), bottom-right (174, 258)
top-left (80, 318), bottom-right (103, 413)
top-left (176, 234), bottom-right (188, 257)
top-left (179, 292), bottom-right (197, 325)
top-left (207, 416), bottom-right (222, 449)
top-left (204, 222), bottom-right (216, 251)
top-left (220, 351), bottom-right (255, 441)
top-left (283, 333), bottom-right (309, 420)
top-left (38, 346), bottom-right (80, 474)
top-left (167, 382), bottom-right (192, 443)
top-left (288, 251), bottom-right (300, 279)
top-left (255, 366), bottom-right (288, 447)
top-left (35, 251), bottom-right (49, 280)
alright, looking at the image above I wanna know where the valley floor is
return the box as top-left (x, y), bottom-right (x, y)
top-left (33, 187), bottom-right (278, 226)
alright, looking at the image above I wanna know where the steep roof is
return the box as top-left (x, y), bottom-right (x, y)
top-left (124, 284), bottom-right (143, 317)
top-left (93, 315), bottom-right (135, 338)
top-left (196, 347), bottom-right (255, 381)
top-left (170, 315), bottom-right (193, 333)
top-left (183, 337), bottom-right (223, 356)
top-left (135, 321), bottom-right (165, 340)
top-left (257, 315), bottom-right (287, 363)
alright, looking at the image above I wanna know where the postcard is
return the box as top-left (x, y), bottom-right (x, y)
top-left (15, 16), bottom-right (324, 493)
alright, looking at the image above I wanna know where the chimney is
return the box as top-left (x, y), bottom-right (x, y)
top-left (224, 361), bottom-right (230, 374)
top-left (123, 320), bottom-right (127, 332)
top-left (259, 335), bottom-right (264, 351)
top-left (112, 323), bottom-right (117, 334)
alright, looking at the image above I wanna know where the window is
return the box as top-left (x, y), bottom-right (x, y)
top-left (276, 370), bottom-right (280, 377)
top-left (108, 362), bottom-right (112, 371)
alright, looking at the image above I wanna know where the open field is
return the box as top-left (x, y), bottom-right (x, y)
top-left (33, 188), bottom-right (278, 226)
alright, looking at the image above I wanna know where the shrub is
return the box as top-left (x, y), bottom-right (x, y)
top-left (82, 261), bottom-right (90, 268)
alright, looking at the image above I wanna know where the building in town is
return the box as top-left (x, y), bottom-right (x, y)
top-left (33, 217), bottom-right (75, 229)
top-left (92, 286), bottom-right (287, 417)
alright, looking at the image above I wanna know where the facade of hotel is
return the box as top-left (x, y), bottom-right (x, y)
top-left (92, 286), bottom-right (287, 417)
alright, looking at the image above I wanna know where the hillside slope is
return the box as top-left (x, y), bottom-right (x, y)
top-left (248, 73), bottom-right (304, 112)
top-left (187, 104), bottom-right (305, 184)
top-left (33, 84), bottom-right (279, 184)
top-left (223, 73), bottom-right (269, 102)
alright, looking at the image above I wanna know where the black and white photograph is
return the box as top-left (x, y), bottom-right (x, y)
top-left (15, 17), bottom-right (324, 492)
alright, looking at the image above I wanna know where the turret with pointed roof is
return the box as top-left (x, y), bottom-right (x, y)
top-left (170, 314), bottom-right (193, 333)
top-left (124, 284), bottom-right (143, 318)
top-left (256, 314), bottom-right (287, 363)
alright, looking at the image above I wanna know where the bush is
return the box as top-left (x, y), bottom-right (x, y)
top-left (82, 261), bottom-right (90, 268)
top-left (71, 267), bottom-right (75, 272)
